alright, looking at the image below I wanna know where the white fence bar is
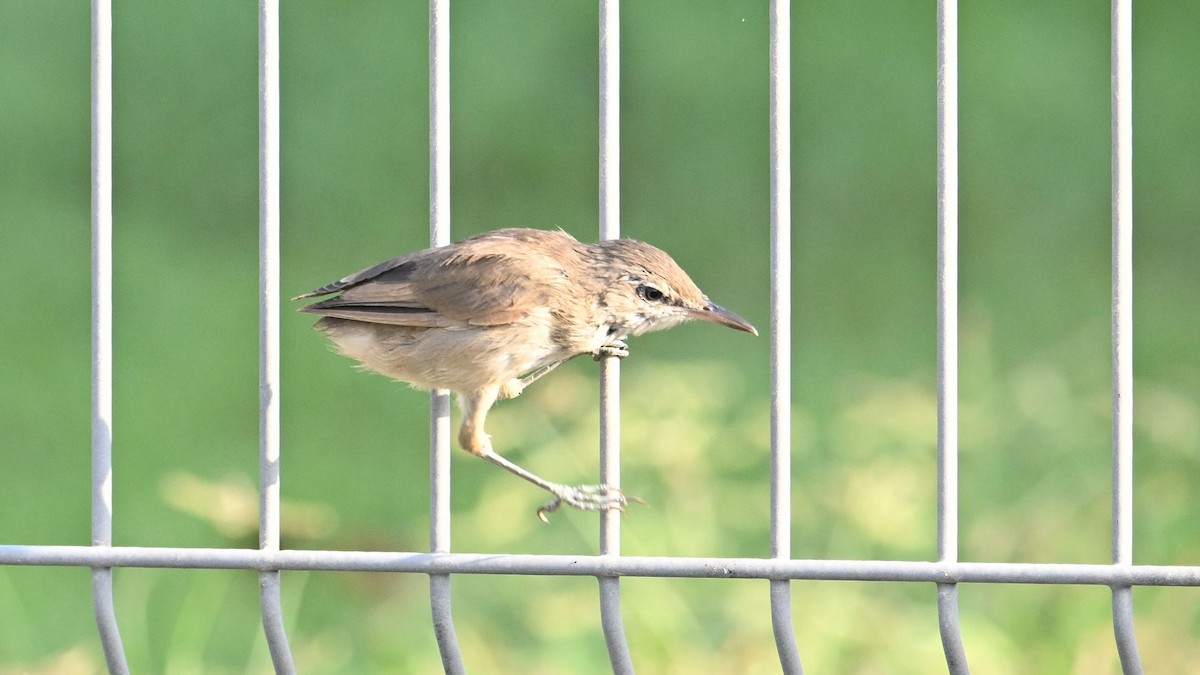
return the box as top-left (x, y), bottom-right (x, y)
top-left (90, 0), bottom-right (129, 671)
top-left (935, 0), bottom-right (969, 673)
top-left (429, 390), bottom-right (460, 674)
top-left (767, 0), bottom-right (803, 673)
top-left (596, 1), bottom-right (635, 672)
top-left (1109, 0), bottom-right (1142, 672)
top-left (598, 367), bottom-right (631, 673)
top-left (257, 0), bottom-right (297, 671)
top-left (1113, 589), bottom-right (1141, 674)
top-left (427, 0), bottom-right (465, 672)
top-left (8, 547), bottom-right (1200, 586)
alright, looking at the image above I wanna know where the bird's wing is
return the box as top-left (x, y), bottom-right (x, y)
top-left (297, 231), bottom-right (575, 328)
top-left (293, 255), bottom-right (417, 300)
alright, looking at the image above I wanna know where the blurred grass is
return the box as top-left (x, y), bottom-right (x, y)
top-left (1, 0), bottom-right (1198, 673)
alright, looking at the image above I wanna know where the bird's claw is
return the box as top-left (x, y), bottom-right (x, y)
top-left (536, 484), bottom-right (643, 523)
top-left (593, 340), bottom-right (629, 361)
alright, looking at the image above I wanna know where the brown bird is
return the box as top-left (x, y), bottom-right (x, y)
top-left (296, 228), bottom-right (757, 520)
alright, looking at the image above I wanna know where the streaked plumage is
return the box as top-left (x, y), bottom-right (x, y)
top-left (298, 228), bottom-right (756, 519)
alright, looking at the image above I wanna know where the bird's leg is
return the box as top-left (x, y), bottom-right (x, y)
top-left (480, 451), bottom-right (635, 523)
top-left (501, 354), bottom-right (581, 400)
top-left (457, 387), bottom-right (636, 522)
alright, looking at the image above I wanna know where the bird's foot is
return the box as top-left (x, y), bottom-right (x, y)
top-left (593, 340), bottom-right (629, 361)
top-left (536, 483), bottom-right (644, 523)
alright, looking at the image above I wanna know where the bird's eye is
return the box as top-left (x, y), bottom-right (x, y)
top-left (637, 285), bottom-right (666, 302)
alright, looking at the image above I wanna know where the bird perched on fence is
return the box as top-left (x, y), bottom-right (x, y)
top-left (296, 228), bottom-right (757, 521)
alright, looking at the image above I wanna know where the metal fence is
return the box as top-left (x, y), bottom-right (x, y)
top-left (2, 0), bottom-right (1198, 673)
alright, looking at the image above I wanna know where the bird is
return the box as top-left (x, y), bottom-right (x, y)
top-left (295, 227), bottom-right (757, 521)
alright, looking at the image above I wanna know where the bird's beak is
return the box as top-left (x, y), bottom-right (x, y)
top-left (691, 301), bottom-right (758, 336)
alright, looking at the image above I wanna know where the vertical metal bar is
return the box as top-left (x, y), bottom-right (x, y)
top-left (937, 585), bottom-right (970, 674)
top-left (769, 582), bottom-right (801, 675)
top-left (767, 0), bottom-right (803, 673)
top-left (1110, 0), bottom-right (1134, 593)
top-left (90, 0), bottom-right (130, 672)
top-left (597, 0), bottom-right (620, 246)
top-left (429, 396), bottom-right (462, 674)
top-left (598, 372), bottom-right (631, 673)
top-left (1110, 0), bottom-right (1142, 671)
top-left (428, 1), bottom-right (465, 672)
top-left (259, 578), bottom-right (293, 672)
top-left (91, 573), bottom-right (127, 675)
top-left (935, 0), bottom-right (959, 574)
top-left (257, 0), bottom-right (297, 672)
top-left (935, 0), bottom-right (970, 672)
top-left (597, 1), bottom-right (635, 673)
top-left (1112, 588), bottom-right (1142, 674)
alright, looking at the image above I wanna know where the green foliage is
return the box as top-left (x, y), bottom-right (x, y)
top-left (2, 0), bottom-right (1199, 672)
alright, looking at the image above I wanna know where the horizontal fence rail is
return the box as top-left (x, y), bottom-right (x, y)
top-left (4, 547), bottom-right (1200, 586)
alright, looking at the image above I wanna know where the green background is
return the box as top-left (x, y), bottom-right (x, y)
top-left (2, 0), bottom-right (1198, 673)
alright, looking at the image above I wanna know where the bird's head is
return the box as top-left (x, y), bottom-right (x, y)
top-left (594, 239), bottom-right (758, 338)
